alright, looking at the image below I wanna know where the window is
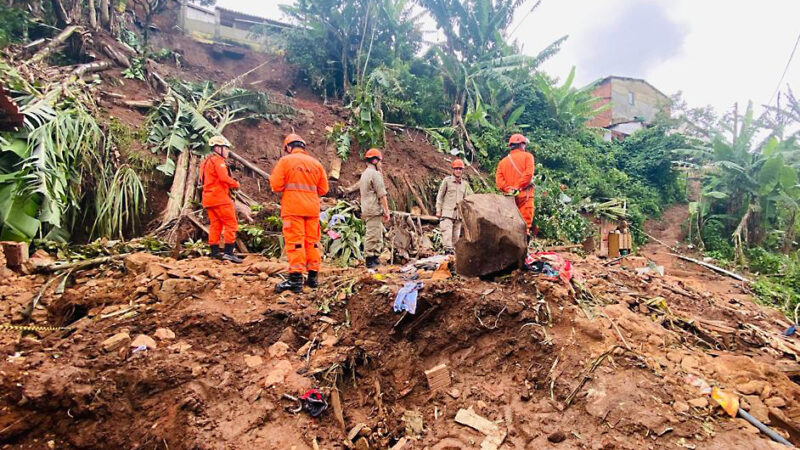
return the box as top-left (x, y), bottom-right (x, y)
top-left (628, 92), bottom-right (635, 105)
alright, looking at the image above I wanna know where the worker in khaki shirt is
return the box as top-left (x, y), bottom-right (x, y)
top-left (359, 148), bottom-right (390, 268)
top-left (436, 158), bottom-right (473, 254)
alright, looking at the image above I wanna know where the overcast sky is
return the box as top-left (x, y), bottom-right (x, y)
top-left (217, 0), bottom-right (800, 116)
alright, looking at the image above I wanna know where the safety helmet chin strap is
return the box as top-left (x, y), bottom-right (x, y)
top-left (213, 146), bottom-right (226, 157)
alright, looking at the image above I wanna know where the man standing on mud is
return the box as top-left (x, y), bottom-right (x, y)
top-left (495, 134), bottom-right (535, 238)
top-left (271, 134), bottom-right (329, 293)
top-left (200, 135), bottom-right (243, 264)
top-left (436, 158), bottom-right (473, 254)
top-left (359, 148), bottom-right (390, 269)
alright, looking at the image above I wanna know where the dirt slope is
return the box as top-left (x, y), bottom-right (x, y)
top-left (2, 227), bottom-right (800, 448)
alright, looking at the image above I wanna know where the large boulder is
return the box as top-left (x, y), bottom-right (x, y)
top-left (455, 194), bottom-right (526, 277)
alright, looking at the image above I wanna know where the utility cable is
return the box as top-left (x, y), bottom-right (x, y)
top-left (768, 31), bottom-right (800, 107)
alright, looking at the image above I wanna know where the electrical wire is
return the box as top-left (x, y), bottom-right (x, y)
top-left (768, 31), bottom-right (800, 107)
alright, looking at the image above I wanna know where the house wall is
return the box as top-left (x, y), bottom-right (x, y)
top-left (586, 81), bottom-right (613, 128)
top-left (609, 78), bottom-right (669, 125)
top-left (180, 2), bottom-right (287, 49)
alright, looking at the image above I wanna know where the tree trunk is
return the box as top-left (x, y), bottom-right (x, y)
top-left (182, 153), bottom-right (199, 214)
top-left (70, 60), bottom-right (110, 78)
top-left (87, 0), bottom-right (98, 29)
top-left (50, 0), bottom-right (70, 26)
top-left (30, 25), bottom-right (80, 63)
top-left (229, 151), bottom-right (270, 181)
top-left (99, 0), bottom-right (109, 27)
top-left (161, 150), bottom-right (190, 228)
top-left (783, 208), bottom-right (797, 254)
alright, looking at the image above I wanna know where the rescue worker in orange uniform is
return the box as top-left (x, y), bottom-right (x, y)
top-left (495, 133), bottom-right (535, 236)
top-left (200, 135), bottom-right (243, 264)
top-left (270, 134), bottom-right (329, 293)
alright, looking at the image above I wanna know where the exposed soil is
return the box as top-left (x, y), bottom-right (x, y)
top-left (2, 204), bottom-right (800, 449)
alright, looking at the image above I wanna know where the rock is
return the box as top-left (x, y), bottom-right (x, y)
top-left (765, 397), bottom-right (786, 408)
top-left (680, 355), bottom-right (699, 372)
top-left (25, 249), bottom-right (55, 272)
top-left (688, 397), bottom-right (708, 408)
top-left (277, 327), bottom-right (298, 347)
top-left (736, 380), bottom-right (766, 396)
top-left (154, 328), bottom-right (175, 340)
top-left (156, 278), bottom-right (212, 302)
top-left (296, 341), bottom-right (311, 356)
top-left (354, 438), bottom-right (370, 450)
top-left (130, 334), bottom-right (157, 350)
top-left (244, 355), bottom-right (263, 368)
top-left (1, 241), bottom-right (28, 268)
top-left (742, 395), bottom-right (770, 424)
top-left (263, 360), bottom-right (294, 387)
top-left (403, 410), bottom-right (424, 436)
top-left (268, 341), bottom-right (290, 358)
top-left (102, 332), bottom-right (131, 352)
top-left (448, 388), bottom-right (462, 399)
top-left (672, 401), bottom-right (690, 413)
top-left (666, 351), bottom-right (683, 363)
top-left (547, 431), bottom-right (566, 443)
top-left (455, 194), bottom-right (527, 277)
top-left (124, 252), bottom-right (161, 273)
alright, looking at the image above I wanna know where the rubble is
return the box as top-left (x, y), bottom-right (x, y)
top-left (130, 334), bottom-right (157, 350)
top-left (102, 332), bottom-right (131, 352)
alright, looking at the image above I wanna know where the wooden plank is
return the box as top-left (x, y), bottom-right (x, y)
top-left (424, 363), bottom-right (451, 392)
top-left (331, 389), bottom-right (346, 432)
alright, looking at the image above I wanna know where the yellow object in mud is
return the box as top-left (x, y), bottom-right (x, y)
top-left (0, 323), bottom-right (71, 333)
top-left (711, 386), bottom-right (739, 417)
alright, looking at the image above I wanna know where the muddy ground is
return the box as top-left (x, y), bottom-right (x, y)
top-left (1, 206), bottom-right (800, 449)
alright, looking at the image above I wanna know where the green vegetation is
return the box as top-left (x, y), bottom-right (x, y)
top-left (0, 63), bottom-right (145, 242)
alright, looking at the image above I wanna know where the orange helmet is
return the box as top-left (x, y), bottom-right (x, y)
top-left (283, 133), bottom-right (306, 152)
top-left (364, 148), bottom-right (382, 161)
top-left (451, 158), bottom-right (465, 169)
top-left (508, 133), bottom-right (529, 147)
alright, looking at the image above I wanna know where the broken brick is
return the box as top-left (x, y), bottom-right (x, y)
top-left (424, 363), bottom-right (451, 392)
top-left (1, 241), bottom-right (28, 268)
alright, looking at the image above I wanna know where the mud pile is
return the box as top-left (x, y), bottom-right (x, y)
top-left (1, 243), bottom-right (799, 449)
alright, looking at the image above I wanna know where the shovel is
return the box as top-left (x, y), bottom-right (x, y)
top-left (711, 387), bottom-right (792, 446)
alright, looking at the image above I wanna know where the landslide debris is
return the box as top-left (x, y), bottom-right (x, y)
top-left (0, 249), bottom-right (799, 449)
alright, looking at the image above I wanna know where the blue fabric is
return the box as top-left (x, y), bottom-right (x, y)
top-left (785, 325), bottom-right (797, 336)
top-left (394, 281), bottom-right (423, 314)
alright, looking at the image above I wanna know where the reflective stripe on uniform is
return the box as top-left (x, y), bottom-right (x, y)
top-left (285, 183), bottom-right (318, 192)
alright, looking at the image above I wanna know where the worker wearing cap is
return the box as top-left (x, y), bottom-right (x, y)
top-left (271, 133), bottom-right (329, 293)
top-left (496, 133), bottom-right (535, 233)
top-left (436, 158), bottom-right (473, 254)
top-left (359, 148), bottom-right (390, 268)
top-left (200, 135), bottom-right (243, 263)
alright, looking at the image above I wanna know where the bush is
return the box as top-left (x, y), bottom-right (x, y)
top-left (746, 247), bottom-right (784, 275)
top-left (702, 219), bottom-right (734, 260)
top-left (0, 5), bottom-right (31, 47)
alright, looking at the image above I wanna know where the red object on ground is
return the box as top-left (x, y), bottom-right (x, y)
top-left (0, 82), bottom-right (24, 131)
top-left (527, 251), bottom-right (573, 285)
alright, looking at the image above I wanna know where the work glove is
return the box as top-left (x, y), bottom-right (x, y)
top-left (505, 189), bottom-right (520, 197)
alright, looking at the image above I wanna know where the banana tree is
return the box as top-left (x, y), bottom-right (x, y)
top-left (535, 67), bottom-right (610, 133)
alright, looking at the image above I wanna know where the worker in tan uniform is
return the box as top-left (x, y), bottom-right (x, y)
top-left (436, 158), bottom-right (473, 254)
top-left (359, 148), bottom-right (390, 268)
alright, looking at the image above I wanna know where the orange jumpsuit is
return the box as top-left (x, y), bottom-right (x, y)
top-left (270, 148), bottom-right (329, 273)
top-left (200, 153), bottom-right (240, 246)
top-left (495, 149), bottom-right (535, 231)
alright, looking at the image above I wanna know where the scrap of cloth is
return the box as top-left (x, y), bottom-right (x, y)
top-left (526, 251), bottom-right (573, 285)
top-left (394, 281), bottom-right (423, 314)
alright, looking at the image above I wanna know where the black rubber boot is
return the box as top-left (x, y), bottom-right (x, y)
top-left (306, 270), bottom-right (319, 288)
top-left (365, 256), bottom-right (379, 269)
top-left (221, 243), bottom-right (243, 264)
top-left (276, 273), bottom-right (303, 294)
top-left (209, 245), bottom-right (221, 259)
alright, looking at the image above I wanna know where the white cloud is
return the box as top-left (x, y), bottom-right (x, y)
top-left (216, 0), bottom-right (800, 115)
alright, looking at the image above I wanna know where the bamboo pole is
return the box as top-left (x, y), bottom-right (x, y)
top-left (30, 25), bottom-right (80, 64)
top-left (41, 254), bottom-right (130, 273)
top-left (671, 254), bottom-right (751, 283)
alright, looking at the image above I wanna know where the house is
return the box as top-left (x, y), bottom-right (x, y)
top-left (586, 76), bottom-right (671, 141)
top-left (179, 2), bottom-right (291, 49)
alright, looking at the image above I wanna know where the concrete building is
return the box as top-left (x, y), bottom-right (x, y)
top-left (179, 1), bottom-right (291, 49)
top-left (586, 76), bottom-right (671, 141)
